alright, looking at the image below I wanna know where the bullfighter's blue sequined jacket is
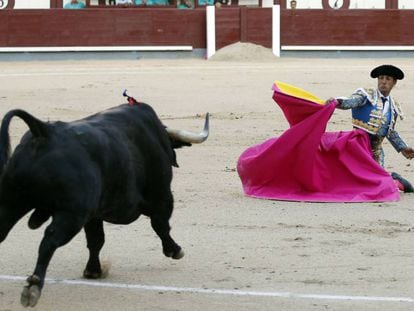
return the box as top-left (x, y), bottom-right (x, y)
top-left (336, 87), bottom-right (407, 166)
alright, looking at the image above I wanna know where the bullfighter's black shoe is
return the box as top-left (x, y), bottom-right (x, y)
top-left (391, 172), bottom-right (414, 193)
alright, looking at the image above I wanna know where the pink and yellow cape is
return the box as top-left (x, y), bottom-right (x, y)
top-left (236, 81), bottom-right (399, 202)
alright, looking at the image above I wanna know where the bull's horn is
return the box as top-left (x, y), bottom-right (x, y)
top-left (166, 113), bottom-right (209, 144)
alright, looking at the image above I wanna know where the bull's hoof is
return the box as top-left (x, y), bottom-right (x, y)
top-left (172, 249), bottom-right (185, 259)
top-left (165, 249), bottom-right (185, 260)
top-left (21, 284), bottom-right (41, 308)
top-left (83, 260), bottom-right (111, 279)
top-left (21, 275), bottom-right (42, 308)
top-left (83, 270), bottom-right (102, 279)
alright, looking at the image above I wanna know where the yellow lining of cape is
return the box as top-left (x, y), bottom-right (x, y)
top-left (274, 81), bottom-right (325, 105)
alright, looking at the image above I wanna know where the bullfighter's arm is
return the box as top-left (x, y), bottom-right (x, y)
top-left (335, 92), bottom-right (367, 110)
top-left (386, 128), bottom-right (408, 152)
top-left (326, 91), bottom-right (367, 109)
top-left (387, 129), bottom-right (414, 160)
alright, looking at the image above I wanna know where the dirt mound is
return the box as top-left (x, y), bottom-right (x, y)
top-left (208, 41), bottom-right (278, 62)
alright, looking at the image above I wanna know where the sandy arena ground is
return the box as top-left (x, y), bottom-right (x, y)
top-left (0, 48), bottom-right (414, 310)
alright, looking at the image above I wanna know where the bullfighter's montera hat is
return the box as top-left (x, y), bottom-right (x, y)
top-left (370, 64), bottom-right (404, 80)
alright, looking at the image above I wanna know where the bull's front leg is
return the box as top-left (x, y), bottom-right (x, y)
top-left (150, 195), bottom-right (184, 260)
top-left (21, 212), bottom-right (85, 308)
top-left (151, 216), bottom-right (184, 259)
top-left (83, 218), bottom-right (106, 279)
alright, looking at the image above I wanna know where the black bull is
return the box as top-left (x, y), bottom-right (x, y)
top-left (0, 103), bottom-right (209, 307)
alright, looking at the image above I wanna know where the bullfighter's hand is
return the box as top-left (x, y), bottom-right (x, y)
top-left (401, 147), bottom-right (414, 160)
top-left (325, 98), bottom-right (339, 106)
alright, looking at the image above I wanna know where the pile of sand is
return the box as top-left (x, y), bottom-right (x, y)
top-left (208, 41), bottom-right (278, 62)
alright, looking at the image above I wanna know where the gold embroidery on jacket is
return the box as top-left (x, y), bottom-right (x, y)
top-left (351, 88), bottom-right (403, 136)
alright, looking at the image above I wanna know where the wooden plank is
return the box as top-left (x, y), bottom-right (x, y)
top-left (246, 8), bottom-right (271, 47)
top-left (0, 12), bottom-right (8, 46)
top-left (240, 6), bottom-right (247, 42)
top-left (215, 8), bottom-right (241, 49)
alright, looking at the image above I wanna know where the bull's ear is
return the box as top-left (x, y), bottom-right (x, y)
top-left (172, 150), bottom-right (179, 168)
top-left (171, 140), bottom-right (192, 149)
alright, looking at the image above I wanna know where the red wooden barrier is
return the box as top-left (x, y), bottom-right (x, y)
top-left (1, 7), bottom-right (414, 49)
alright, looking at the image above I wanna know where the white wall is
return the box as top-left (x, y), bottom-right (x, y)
top-left (399, 0), bottom-right (414, 9)
top-left (349, 0), bottom-right (384, 9)
top-left (0, 0), bottom-right (8, 9)
top-left (14, 0), bottom-right (51, 8)
top-left (290, 0), bottom-right (387, 9)
top-left (292, 0), bottom-right (322, 9)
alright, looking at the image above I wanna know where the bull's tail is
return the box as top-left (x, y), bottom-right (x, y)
top-left (0, 109), bottom-right (49, 175)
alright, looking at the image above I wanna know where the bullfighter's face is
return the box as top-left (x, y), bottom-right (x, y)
top-left (377, 75), bottom-right (397, 97)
